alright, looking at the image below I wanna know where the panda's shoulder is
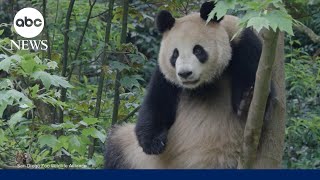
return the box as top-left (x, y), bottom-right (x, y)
top-left (219, 15), bottom-right (240, 42)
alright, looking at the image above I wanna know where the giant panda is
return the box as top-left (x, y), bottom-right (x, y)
top-left (104, 1), bottom-right (266, 169)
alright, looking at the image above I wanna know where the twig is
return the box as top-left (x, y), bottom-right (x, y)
top-left (90, 10), bottom-right (108, 19)
top-left (69, 50), bottom-right (103, 69)
top-left (120, 106), bottom-right (140, 123)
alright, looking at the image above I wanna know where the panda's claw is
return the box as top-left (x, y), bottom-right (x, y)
top-left (138, 130), bottom-right (168, 155)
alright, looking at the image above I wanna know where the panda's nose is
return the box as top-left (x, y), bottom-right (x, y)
top-left (178, 71), bottom-right (193, 79)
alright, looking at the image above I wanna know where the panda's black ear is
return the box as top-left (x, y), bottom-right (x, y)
top-left (200, 1), bottom-right (224, 23)
top-left (156, 10), bottom-right (175, 33)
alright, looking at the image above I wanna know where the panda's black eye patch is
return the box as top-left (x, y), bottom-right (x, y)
top-left (170, 48), bottom-right (179, 67)
top-left (193, 45), bottom-right (208, 63)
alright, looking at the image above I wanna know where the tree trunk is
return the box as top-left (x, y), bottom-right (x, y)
top-left (253, 32), bottom-right (286, 168)
top-left (111, 0), bottom-right (129, 125)
top-left (239, 30), bottom-right (286, 168)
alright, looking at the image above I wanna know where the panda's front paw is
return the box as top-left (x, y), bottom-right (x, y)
top-left (137, 130), bottom-right (168, 155)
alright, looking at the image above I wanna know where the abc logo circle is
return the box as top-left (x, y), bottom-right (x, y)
top-left (14, 8), bottom-right (44, 38)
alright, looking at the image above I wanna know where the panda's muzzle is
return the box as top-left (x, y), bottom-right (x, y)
top-left (178, 70), bottom-right (200, 86)
top-left (178, 71), bottom-right (193, 79)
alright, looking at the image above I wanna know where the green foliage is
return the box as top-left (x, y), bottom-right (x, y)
top-left (284, 117), bottom-right (320, 168)
top-left (285, 41), bottom-right (320, 117)
top-left (283, 40), bottom-right (320, 168)
top-left (209, 0), bottom-right (294, 35)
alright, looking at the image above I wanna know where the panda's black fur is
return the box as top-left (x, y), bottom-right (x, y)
top-left (229, 27), bottom-right (262, 112)
top-left (135, 67), bottom-right (181, 155)
top-left (104, 1), bottom-right (268, 169)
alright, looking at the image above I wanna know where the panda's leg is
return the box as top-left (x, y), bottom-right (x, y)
top-left (135, 66), bottom-right (181, 155)
top-left (104, 126), bottom-right (129, 169)
top-left (230, 27), bottom-right (262, 113)
top-left (104, 123), bottom-right (165, 169)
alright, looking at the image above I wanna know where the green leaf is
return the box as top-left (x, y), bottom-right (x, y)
top-left (82, 127), bottom-right (95, 136)
top-left (120, 76), bottom-right (142, 89)
top-left (47, 61), bottom-right (58, 70)
top-left (0, 129), bottom-right (8, 144)
top-left (52, 135), bottom-right (69, 152)
top-left (109, 61), bottom-right (130, 71)
top-left (239, 11), bottom-right (260, 26)
top-left (0, 89), bottom-right (28, 107)
top-left (32, 71), bottom-right (73, 89)
top-left (32, 71), bottom-right (51, 89)
top-left (277, 18), bottom-right (293, 36)
top-left (51, 122), bottom-right (76, 130)
top-left (0, 101), bottom-right (7, 117)
top-left (78, 121), bottom-right (88, 127)
top-left (0, 29), bottom-right (4, 36)
top-left (79, 135), bottom-right (91, 144)
top-left (247, 17), bottom-right (270, 33)
top-left (38, 134), bottom-right (58, 148)
top-left (207, 0), bottom-right (236, 23)
top-left (8, 110), bottom-right (27, 128)
top-left (20, 57), bottom-right (37, 73)
top-left (264, 10), bottom-right (294, 35)
top-left (33, 150), bottom-right (50, 163)
top-left (82, 117), bottom-right (99, 125)
top-left (82, 127), bottom-right (106, 143)
top-left (0, 54), bottom-right (11, 72)
top-left (0, 79), bottom-right (13, 90)
top-left (30, 84), bottom-right (39, 98)
top-left (33, 56), bottom-right (42, 64)
top-left (93, 129), bottom-right (106, 143)
top-left (69, 135), bottom-right (81, 148)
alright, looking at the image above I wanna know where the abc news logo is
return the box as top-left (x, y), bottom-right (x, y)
top-left (15, 17), bottom-right (43, 27)
top-left (11, 7), bottom-right (48, 50)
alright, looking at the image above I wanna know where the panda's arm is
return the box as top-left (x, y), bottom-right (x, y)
top-left (135, 66), bottom-right (181, 155)
top-left (230, 28), bottom-right (263, 113)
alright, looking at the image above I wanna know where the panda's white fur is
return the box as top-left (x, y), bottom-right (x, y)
top-left (104, 12), bottom-right (250, 168)
top-left (110, 75), bottom-right (243, 168)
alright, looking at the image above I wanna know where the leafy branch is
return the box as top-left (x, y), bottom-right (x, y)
top-left (208, 0), bottom-right (294, 36)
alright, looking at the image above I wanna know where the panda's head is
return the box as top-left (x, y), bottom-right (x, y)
top-left (157, 2), bottom-right (235, 89)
